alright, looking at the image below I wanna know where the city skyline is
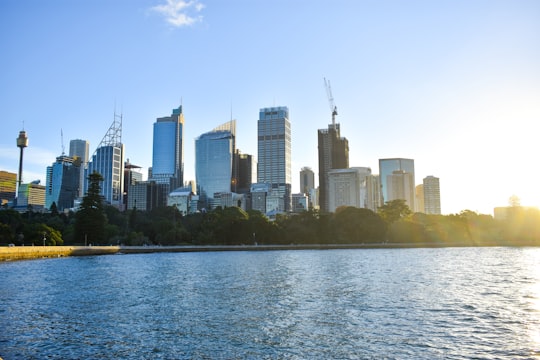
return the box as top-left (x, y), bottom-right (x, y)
top-left (1, 0), bottom-right (539, 215)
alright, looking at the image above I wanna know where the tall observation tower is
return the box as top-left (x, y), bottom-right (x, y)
top-left (16, 130), bottom-right (29, 191)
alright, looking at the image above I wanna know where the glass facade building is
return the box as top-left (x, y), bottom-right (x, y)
top-left (379, 158), bottom-right (415, 209)
top-left (257, 106), bottom-right (291, 212)
top-left (152, 106), bottom-right (184, 190)
top-left (86, 145), bottom-right (124, 207)
top-left (45, 155), bottom-right (81, 211)
top-left (195, 121), bottom-right (235, 208)
top-left (69, 139), bottom-right (89, 198)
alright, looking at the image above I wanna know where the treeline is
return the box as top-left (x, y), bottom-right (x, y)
top-left (1, 199), bottom-right (539, 247)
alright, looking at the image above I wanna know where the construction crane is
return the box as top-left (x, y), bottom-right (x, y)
top-left (324, 77), bottom-right (338, 128)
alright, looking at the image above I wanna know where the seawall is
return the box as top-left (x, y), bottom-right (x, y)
top-left (0, 242), bottom-right (477, 261)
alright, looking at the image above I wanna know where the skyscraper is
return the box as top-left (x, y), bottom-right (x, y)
top-left (379, 158), bottom-right (415, 209)
top-left (85, 113), bottom-right (124, 208)
top-left (327, 167), bottom-right (371, 212)
top-left (195, 120), bottom-right (235, 209)
top-left (69, 139), bottom-right (89, 198)
top-left (45, 155), bottom-right (81, 211)
top-left (233, 150), bottom-right (255, 195)
top-left (318, 123), bottom-right (349, 213)
top-left (151, 105), bottom-right (185, 190)
top-left (257, 106), bottom-right (292, 212)
top-left (300, 167), bottom-right (315, 195)
top-left (423, 175), bottom-right (441, 214)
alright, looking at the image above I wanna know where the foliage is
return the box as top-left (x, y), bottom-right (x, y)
top-left (74, 172), bottom-right (107, 245)
top-left (378, 199), bottom-right (412, 224)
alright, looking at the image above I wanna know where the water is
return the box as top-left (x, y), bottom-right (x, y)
top-left (1, 247), bottom-right (540, 359)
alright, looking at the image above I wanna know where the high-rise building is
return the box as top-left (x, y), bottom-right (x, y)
top-left (327, 167), bottom-right (371, 212)
top-left (124, 160), bottom-right (143, 209)
top-left (257, 106), bottom-right (292, 212)
top-left (318, 123), bottom-right (349, 213)
top-left (195, 120), bottom-right (235, 209)
top-left (151, 105), bottom-right (185, 191)
top-left (415, 184), bottom-right (425, 213)
top-left (127, 181), bottom-right (168, 211)
top-left (45, 155), bottom-right (81, 211)
top-left (379, 158), bottom-right (415, 209)
top-left (17, 181), bottom-right (45, 210)
top-left (366, 174), bottom-right (381, 212)
top-left (0, 171), bottom-right (17, 205)
top-left (69, 139), bottom-right (89, 198)
top-left (85, 113), bottom-right (124, 208)
top-left (300, 167), bottom-right (315, 195)
top-left (423, 175), bottom-right (441, 214)
top-left (233, 150), bottom-right (255, 195)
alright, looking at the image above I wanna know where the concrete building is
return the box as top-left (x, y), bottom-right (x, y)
top-left (124, 160), bottom-right (143, 209)
top-left (415, 184), bottom-right (425, 213)
top-left (379, 158), bottom-right (415, 209)
top-left (318, 123), bottom-right (349, 213)
top-left (423, 175), bottom-right (441, 214)
top-left (151, 105), bottom-right (185, 191)
top-left (127, 181), bottom-right (168, 211)
top-left (0, 170), bottom-right (17, 205)
top-left (292, 193), bottom-right (308, 213)
top-left (233, 150), bottom-right (255, 195)
top-left (168, 186), bottom-right (194, 215)
top-left (365, 174), bottom-right (381, 212)
top-left (327, 167), bottom-right (371, 212)
top-left (257, 106), bottom-right (291, 213)
top-left (251, 183), bottom-right (270, 214)
top-left (17, 181), bottom-right (45, 210)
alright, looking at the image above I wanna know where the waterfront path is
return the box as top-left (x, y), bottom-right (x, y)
top-left (0, 242), bottom-right (481, 261)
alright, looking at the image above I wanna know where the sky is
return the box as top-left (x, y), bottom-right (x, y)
top-left (1, 0), bottom-right (539, 215)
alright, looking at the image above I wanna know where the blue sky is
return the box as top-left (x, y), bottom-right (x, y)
top-left (1, 0), bottom-right (539, 215)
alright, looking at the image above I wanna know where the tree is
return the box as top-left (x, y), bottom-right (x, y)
top-left (333, 207), bottom-right (387, 243)
top-left (378, 199), bottom-right (412, 224)
top-left (74, 172), bottom-right (106, 245)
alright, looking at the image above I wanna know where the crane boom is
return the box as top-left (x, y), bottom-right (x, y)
top-left (324, 78), bottom-right (338, 128)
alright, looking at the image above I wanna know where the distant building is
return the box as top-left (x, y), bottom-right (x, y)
top-left (251, 183), bottom-right (270, 214)
top-left (0, 170), bottom-right (17, 205)
top-left (415, 184), bottom-right (425, 213)
top-left (17, 181), bottom-right (45, 210)
top-left (328, 167), bottom-right (371, 212)
top-left (46, 155), bottom-right (81, 211)
top-left (69, 139), bottom-right (89, 198)
top-left (291, 193), bottom-right (308, 213)
top-left (379, 158), bottom-right (415, 209)
top-left (318, 123), bottom-right (349, 213)
top-left (124, 160), bottom-right (143, 209)
top-left (168, 186), bottom-right (194, 215)
top-left (233, 150), bottom-right (255, 195)
top-left (127, 181), bottom-right (168, 211)
top-left (258, 107), bottom-right (291, 213)
top-left (423, 175), bottom-right (441, 214)
top-left (365, 174), bottom-right (381, 212)
top-left (85, 113), bottom-right (124, 209)
top-left (195, 120), bottom-right (235, 209)
top-left (300, 167), bottom-right (315, 195)
top-left (151, 105), bottom-right (185, 192)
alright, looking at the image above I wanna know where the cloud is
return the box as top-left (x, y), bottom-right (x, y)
top-left (151, 0), bottom-right (205, 27)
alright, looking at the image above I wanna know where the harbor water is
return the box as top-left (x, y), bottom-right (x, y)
top-left (1, 247), bottom-right (540, 359)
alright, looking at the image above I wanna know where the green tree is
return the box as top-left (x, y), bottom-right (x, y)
top-left (378, 199), bottom-right (412, 224)
top-left (74, 172), bottom-right (106, 245)
top-left (333, 207), bottom-right (387, 243)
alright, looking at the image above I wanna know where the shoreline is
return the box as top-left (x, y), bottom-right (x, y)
top-left (0, 242), bottom-right (522, 261)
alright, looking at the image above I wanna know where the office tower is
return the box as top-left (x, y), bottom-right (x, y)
top-left (300, 167), bottom-right (315, 195)
top-left (127, 181), bottom-right (168, 211)
top-left (379, 158), bottom-right (415, 209)
top-left (45, 155), bottom-right (81, 211)
top-left (318, 123), bottom-right (349, 213)
top-left (17, 181), bottom-right (46, 209)
top-left (195, 120), bottom-right (235, 209)
top-left (423, 175), bottom-right (441, 214)
top-left (123, 160), bottom-right (143, 209)
top-left (291, 193), bottom-right (308, 213)
top-left (415, 184), bottom-right (425, 213)
top-left (151, 105), bottom-right (185, 191)
top-left (233, 150), bottom-right (255, 195)
top-left (69, 139), bottom-right (89, 198)
top-left (85, 113), bottom-right (124, 208)
top-left (257, 106), bottom-right (292, 212)
top-left (366, 174), bottom-right (381, 212)
top-left (327, 167), bottom-right (371, 212)
top-left (0, 171), bottom-right (17, 205)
